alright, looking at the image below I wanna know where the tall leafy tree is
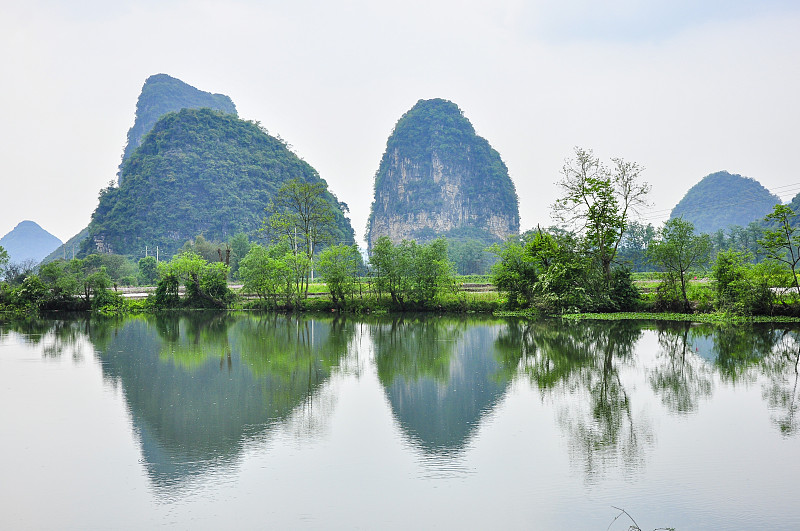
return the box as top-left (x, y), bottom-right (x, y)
top-left (264, 178), bottom-right (336, 298)
top-left (759, 204), bottom-right (800, 292)
top-left (552, 147), bottom-right (649, 282)
top-left (648, 218), bottom-right (712, 311)
top-left (0, 245), bottom-right (8, 278)
top-left (368, 237), bottom-right (454, 308)
top-left (317, 245), bottom-right (361, 307)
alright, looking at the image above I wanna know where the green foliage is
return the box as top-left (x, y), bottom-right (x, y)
top-left (670, 171), bottom-right (780, 234)
top-left (648, 218), bottom-right (712, 312)
top-left (368, 236), bottom-right (455, 309)
top-left (86, 108), bottom-right (354, 258)
top-left (0, 245), bottom-right (10, 277)
top-left (82, 254), bottom-right (137, 285)
top-left (0, 255), bottom-right (127, 314)
top-left (138, 256), bottom-right (158, 285)
top-left (447, 238), bottom-right (495, 275)
top-left (490, 227), bottom-right (640, 313)
top-left (228, 232), bottom-right (251, 278)
top-left (489, 239), bottom-right (538, 308)
top-left (609, 267), bottom-right (642, 311)
top-left (553, 147), bottom-right (649, 281)
top-left (239, 242), bottom-right (295, 307)
top-left (154, 272), bottom-right (180, 308)
top-left (317, 245), bottom-right (361, 307)
top-left (262, 178), bottom-right (342, 297)
top-left (712, 250), bottom-right (775, 315)
top-left (616, 221), bottom-right (656, 272)
top-left (759, 204), bottom-right (800, 291)
top-left (120, 73), bottom-right (237, 171)
top-left (367, 98), bottom-right (519, 246)
top-left (179, 235), bottom-right (227, 263)
top-left (154, 251), bottom-right (233, 308)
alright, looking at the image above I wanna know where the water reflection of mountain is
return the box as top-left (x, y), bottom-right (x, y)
top-left (89, 313), bottom-right (352, 489)
top-left (371, 317), bottom-right (511, 455)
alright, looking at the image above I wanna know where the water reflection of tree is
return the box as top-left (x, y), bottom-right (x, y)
top-left (372, 316), bottom-right (463, 385)
top-left (649, 322), bottom-right (713, 414)
top-left (712, 324), bottom-right (777, 384)
top-left (496, 319), bottom-right (652, 480)
top-left (760, 330), bottom-right (800, 436)
top-left (1, 316), bottom-right (119, 361)
top-left (155, 311), bottom-right (235, 370)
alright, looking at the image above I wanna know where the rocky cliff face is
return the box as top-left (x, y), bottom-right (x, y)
top-left (366, 99), bottom-right (519, 249)
top-left (119, 74), bottom-right (237, 183)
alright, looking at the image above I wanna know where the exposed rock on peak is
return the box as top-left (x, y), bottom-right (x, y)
top-left (120, 73), bottom-right (237, 182)
top-left (366, 98), bottom-right (519, 249)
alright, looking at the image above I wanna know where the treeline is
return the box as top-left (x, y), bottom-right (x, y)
top-left (4, 148), bottom-right (800, 319)
top-left (491, 149), bottom-right (800, 316)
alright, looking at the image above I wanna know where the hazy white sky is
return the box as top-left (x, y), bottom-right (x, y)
top-left (1, 0), bottom-right (799, 244)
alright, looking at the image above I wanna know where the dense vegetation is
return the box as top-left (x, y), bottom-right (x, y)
top-left (85, 108), bottom-right (354, 258)
top-left (119, 73), bottom-right (237, 174)
top-left (670, 171), bottom-right (779, 234)
top-left (366, 98), bottom-right (519, 253)
top-left (41, 226), bottom-right (89, 265)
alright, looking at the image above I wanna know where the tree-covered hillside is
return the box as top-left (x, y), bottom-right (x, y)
top-left (670, 171), bottom-right (779, 234)
top-left (41, 226), bottom-right (89, 265)
top-left (367, 98), bottom-right (519, 248)
top-left (120, 74), bottom-right (237, 176)
top-left (85, 108), bottom-right (354, 258)
top-left (0, 220), bottom-right (62, 264)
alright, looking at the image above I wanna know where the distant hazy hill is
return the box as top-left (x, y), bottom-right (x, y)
top-left (120, 74), bottom-right (237, 178)
top-left (366, 98), bottom-right (519, 248)
top-left (670, 171), bottom-right (779, 234)
top-left (85, 108), bottom-right (354, 258)
top-left (0, 220), bottom-right (62, 264)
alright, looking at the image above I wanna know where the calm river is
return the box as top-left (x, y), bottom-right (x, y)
top-left (1, 313), bottom-right (798, 529)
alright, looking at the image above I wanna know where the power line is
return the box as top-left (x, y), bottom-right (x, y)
top-left (632, 184), bottom-right (800, 224)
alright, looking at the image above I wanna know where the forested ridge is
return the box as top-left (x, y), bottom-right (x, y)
top-left (86, 108), bottom-right (354, 258)
top-left (670, 171), bottom-right (779, 234)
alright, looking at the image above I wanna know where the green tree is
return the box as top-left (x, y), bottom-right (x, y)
top-left (759, 204), bottom-right (800, 292)
top-left (489, 239), bottom-right (538, 308)
top-left (617, 221), bottom-right (656, 272)
top-left (156, 251), bottom-right (232, 308)
top-left (0, 245), bottom-right (8, 278)
top-left (317, 245), bottom-right (361, 307)
top-left (368, 237), bottom-right (454, 308)
top-left (552, 147), bottom-right (649, 282)
top-left (712, 250), bottom-right (775, 315)
top-left (648, 218), bottom-right (712, 312)
top-left (239, 242), bottom-right (295, 307)
top-left (408, 238), bottom-right (454, 304)
top-left (369, 236), bottom-right (409, 304)
top-left (264, 179), bottom-right (336, 298)
top-left (138, 256), bottom-right (158, 285)
top-left (228, 232), bottom-right (251, 278)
